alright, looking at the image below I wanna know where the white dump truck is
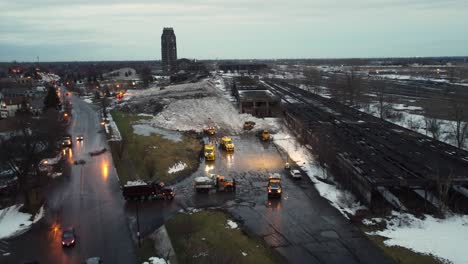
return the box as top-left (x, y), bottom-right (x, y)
top-left (193, 174), bottom-right (236, 193)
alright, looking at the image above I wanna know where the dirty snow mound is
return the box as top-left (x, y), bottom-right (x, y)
top-left (226, 219), bottom-right (238, 229)
top-left (125, 180), bottom-right (147, 186)
top-left (168, 161), bottom-right (187, 174)
top-left (127, 79), bottom-right (219, 103)
top-left (148, 96), bottom-right (279, 134)
top-left (0, 204), bottom-right (44, 239)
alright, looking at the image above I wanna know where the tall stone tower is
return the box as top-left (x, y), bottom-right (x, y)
top-left (161, 27), bottom-right (177, 74)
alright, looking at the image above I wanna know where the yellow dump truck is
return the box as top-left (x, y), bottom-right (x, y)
top-left (204, 144), bottom-right (215, 161)
top-left (220, 137), bottom-right (235, 152)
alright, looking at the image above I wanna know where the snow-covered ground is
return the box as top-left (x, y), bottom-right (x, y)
top-left (367, 212), bottom-right (468, 264)
top-left (361, 103), bottom-right (467, 150)
top-left (0, 205), bottom-right (44, 239)
top-left (377, 74), bottom-right (468, 86)
top-left (272, 132), bottom-right (366, 219)
top-left (168, 161), bottom-right (187, 174)
top-left (103, 67), bottom-right (139, 81)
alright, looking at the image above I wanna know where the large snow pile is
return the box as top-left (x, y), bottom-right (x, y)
top-left (273, 132), bottom-right (366, 218)
top-left (0, 205), bottom-right (44, 239)
top-left (368, 212), bottom-right (468, 264)
top-left (168, 161), bottom-right (187, 174)
top-left (126, 80), bottom-right (218, 103)
top-left (146, 96), bottom-right (279, 134)
top-left (361, 103), bottom-right (467, 150)
top-left (122, 79), bottom-right (280, 134)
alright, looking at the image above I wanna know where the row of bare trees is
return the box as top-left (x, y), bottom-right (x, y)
top-left (302, 67), bottom-right (468, 149)
top-left (0, 107), bottom-right (67, 209)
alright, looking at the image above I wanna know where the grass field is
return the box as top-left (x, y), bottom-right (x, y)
top-left (110, 110), bottom-right (203, 184)
top-left (165, 210), bottom-right (279, 264)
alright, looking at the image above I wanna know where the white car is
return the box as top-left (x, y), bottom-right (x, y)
top-left (290, 169), bottom-right (302, 179)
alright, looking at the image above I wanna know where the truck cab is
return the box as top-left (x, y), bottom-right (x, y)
top-left (204, 144), bottom-right (215, 161)
top-left (267, 173), bottom-right (282, 198)
top-left (220, 137), bottom-right (234, 152)
top-left (261, 130), bottom-right (270, 141)
top-left (203, 126), bottom-right (216, 135)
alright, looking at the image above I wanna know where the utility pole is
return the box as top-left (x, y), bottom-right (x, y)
top-left (136, 202), bottom-right (141, 248)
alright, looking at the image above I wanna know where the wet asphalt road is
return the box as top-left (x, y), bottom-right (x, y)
top-left (130, 133), bottom-right (394, 264)
top-left (3, 93), bottom-right (136, 264)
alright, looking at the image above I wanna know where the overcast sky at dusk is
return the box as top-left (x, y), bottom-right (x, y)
top-left (1, 0), bottom-right (467, 61)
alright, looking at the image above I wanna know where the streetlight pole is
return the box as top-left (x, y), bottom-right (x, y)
top-left (136, 202), bottom-right (141, 248)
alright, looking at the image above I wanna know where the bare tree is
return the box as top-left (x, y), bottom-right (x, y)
top-left (371, 78), bottom-right (389, 119)
top-left (436, 170), bottom-right (453, 215)
top-left (424, 117), bottom-right (442, 140)
top-left (449, 98), bottom-right (468, 149)
top-left (344, 68), bottom-right (362, 106)
top-left (0, 116), bottom-right (47, 209)
top-left (303, 68), bottom-right (322, 94)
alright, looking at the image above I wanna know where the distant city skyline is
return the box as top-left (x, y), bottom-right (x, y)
top-left (1, 0), bottom-right (467, 62)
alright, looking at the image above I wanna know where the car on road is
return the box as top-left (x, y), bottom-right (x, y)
top-left (61, 137), bottom-right (72, 148)
top-left (76, 135), bottom-right (84, 141)
top-left (290, 169), bottom-right (302, 179)
top-left (61, 227), bottom-right (76, 247)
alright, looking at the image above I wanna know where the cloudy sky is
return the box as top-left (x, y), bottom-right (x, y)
top-left (0, 0), bottom-right (467, 61)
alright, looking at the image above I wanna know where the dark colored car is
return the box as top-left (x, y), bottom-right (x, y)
top-left (76, 135), bottom-right (84, 141)
top-left (61, 227), bottom-right (76, 247)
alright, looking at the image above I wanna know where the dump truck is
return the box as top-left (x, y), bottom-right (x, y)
top-left (260, 130), bottom-right (270, 141)
top-left (220, 136), bottom-right (234, 151)
top-left (267, 173), bottom-right (282, 198)
top-left (204, 144), bottom-right (215, 161)
top-left (122, 181), bottom-right (175, 200)
top-left (194, 174), bottom-right (236, 193)
top-left (203, 126), bottom-right (216, 135)
top-left (243, 121), bottom-right (255, 130)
